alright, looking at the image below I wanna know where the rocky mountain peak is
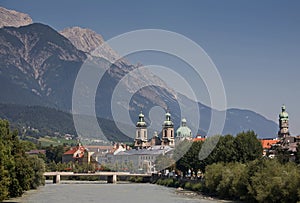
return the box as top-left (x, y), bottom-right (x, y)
top-left (60, 26), bottom-right (125, 64)
top-left (60, 26), bottom-right (175, 109)
top-left (60, 27), bottom-right (104, 54)
top-left (0, 7), bottom-right (32, 28)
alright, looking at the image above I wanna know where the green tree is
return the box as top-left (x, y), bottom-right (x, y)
top-left (234, 131), bottom-right (262, 163)
top-left (29, 155), bottom-right (45, 189)
top-left (187, 141), bottom-right (205, 176)
top-left (212, 134), bottom-right (237, 163)
top-left (216, 162), bottom-right (249, 199)
top-left (45, 145), bottom-right (66, 163)
top-left (20, 140), bottom-right (37, 151)
top-left (174, 140), bottom-right (192, 176)
top-left (204, 162), bottom-right (224, 194)
top-left (0, 119), bottom-right (46, 201)
top-left (0, 141), bottom-right (10, 200)
top-left (248, 159), bottom-right (300, 203)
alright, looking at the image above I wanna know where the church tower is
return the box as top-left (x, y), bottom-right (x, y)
top-left (134, 111), bottom-right (148, 148)
top-left (161, 111), bottom-right (175, 147)
top-left (278, 105), bottom-right (290, 138)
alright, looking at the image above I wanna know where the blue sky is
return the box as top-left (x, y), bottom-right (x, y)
top-left (1, 0), bottom-right (300, 135)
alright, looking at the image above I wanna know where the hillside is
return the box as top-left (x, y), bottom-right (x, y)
top-left (0, 103), bottom-right (133, 142)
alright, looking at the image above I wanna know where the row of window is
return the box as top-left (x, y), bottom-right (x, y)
top-left (140, 156), bottom-right (154, 160)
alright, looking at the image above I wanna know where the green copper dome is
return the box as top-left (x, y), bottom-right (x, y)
top-left (279, 105), bottom-right (289, 120)
top-left (163, 111), bottom-right (173, 127)
top-left (136, 111), bottom-right (147, 127)
top-left (176, 118), bottom-right (192, 139)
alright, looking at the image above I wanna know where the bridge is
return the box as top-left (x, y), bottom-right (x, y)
top-left (44, 172), bottom-right (151, 184)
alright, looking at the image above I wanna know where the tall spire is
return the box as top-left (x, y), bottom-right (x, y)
top-left (278, 104), bottom-right (289, 138)
top-left (161, 110), bottom-right (175, 147)
top-left (136, 110), bottom-right (146, 127)
top-left (163, 110), bottom-right (173, 127)
top-left (134, 110), bottom-right (148, 148)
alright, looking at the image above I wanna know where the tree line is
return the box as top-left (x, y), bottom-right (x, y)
top-left (0, 119), bottom-right (45, 201)
top-left (175, 131), bottom-right (263, 176)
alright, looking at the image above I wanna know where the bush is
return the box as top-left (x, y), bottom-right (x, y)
top-left (204, 159), bottom-right (300, 202)
top-left (156, 179), bottom-right (162, 185)
top-left (184, 182), bottom-right (192, 190)
top-left (204, 163), bottom-right (224, 193)
top-left (128, 176), bottom-right (143, 183)
top-left (191, 183), bottom-right (202, 191)
top-left (216, 162), bottom-right (248, 199)
top-left (248, 160), bottom-right (300, 203)
top-left (174, 180), bottom-right (180, 188)
top-left (164, 179), bottom-right (174, 187)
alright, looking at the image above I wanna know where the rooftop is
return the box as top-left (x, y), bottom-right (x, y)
top-left (116, 146), bottom-right (173, 156)
top-left (260, 139), bottom-right (279, 149)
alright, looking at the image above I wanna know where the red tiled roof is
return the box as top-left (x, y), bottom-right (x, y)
top-left (64, 148), bottom-right (78, 155)
top-left (260, 139), bottom-right (279, 149)
top-left (193, 137), bottom-right (206, 142)
top-left (63, 146), bottom-right (85, 156)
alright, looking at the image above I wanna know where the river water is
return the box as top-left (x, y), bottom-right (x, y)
top-left (6, 181), bottom-right (219, 203)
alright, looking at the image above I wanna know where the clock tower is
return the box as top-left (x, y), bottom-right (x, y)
top-left (278, 105), bottom-right (290, 138)
top-left (134, 111), bottom-right (148, 148)
top-left (161, 111), bottom-right (175, 147)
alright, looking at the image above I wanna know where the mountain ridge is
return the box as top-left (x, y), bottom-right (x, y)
top-left (0, 8), bottom-right (278, 139)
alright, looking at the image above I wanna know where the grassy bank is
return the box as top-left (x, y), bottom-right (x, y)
top-left (151, 177), bottom-right (203, 192)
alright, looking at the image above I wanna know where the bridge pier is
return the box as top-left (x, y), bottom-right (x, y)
top-left (53, 174), bottom-right (60, 184)
top-left (107, 174), bottom-right (117, 184)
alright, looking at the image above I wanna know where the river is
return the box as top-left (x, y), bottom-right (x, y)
top-left (5, 181), bottom-right (220, 203)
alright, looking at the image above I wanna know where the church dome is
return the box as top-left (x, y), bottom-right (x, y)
top-left (279, 105), bottom-right (289, 120)
top-left (136, 111), bottom-right (147, 127)
top-left (176, 118), bottom-right (192, 140)
top-left (163, 111), bottom-right (173, 127)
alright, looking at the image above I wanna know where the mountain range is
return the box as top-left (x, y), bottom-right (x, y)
top-left (0, 7), bottom-right (278, 141)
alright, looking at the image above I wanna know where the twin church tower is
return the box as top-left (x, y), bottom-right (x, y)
top-left (134, 111), bottom-right (175, 148)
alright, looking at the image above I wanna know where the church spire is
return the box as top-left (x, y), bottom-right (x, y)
top-left (136, 110), bottom-right (146, 127)
top-left (278, 104), bottom-right (289, 138)
top-left (134, 110), bottom-right (148, 148)
top-left (161, 110), bottom-right (175, 147)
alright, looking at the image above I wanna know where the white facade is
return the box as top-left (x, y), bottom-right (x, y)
top-left (107, 146), bottom-right (173, 174)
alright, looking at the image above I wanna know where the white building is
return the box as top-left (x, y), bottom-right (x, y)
top-left (107, 146), bottom-right (173, 174)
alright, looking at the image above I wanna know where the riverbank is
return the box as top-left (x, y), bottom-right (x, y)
top-left (151, 177), bottom-right (235, 203)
